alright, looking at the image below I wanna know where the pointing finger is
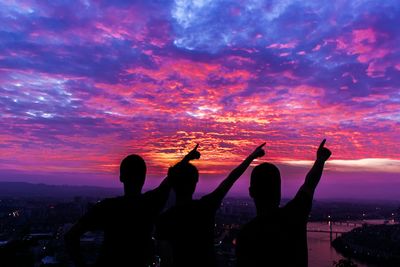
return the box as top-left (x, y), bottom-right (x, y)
top-left (319, 139), bottom-right (326, 149)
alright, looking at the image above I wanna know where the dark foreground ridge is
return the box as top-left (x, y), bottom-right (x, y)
top-left (332, 224), bottom-right (400, 266)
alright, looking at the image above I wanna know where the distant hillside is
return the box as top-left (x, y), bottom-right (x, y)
top-left (333, 224), bottom-right (400, 265)
top-left (0, 182), bottom-right (122, 199)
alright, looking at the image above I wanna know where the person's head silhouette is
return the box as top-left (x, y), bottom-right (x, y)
top-left (169, 162), bottom-right (199, 202)
top-left (120, 154), bottom-right (146, 195)
top-left (249, 163), bottom-right (281, 211)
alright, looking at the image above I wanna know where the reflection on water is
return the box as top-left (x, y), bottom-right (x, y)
top-left (307, 221), bottom-right (385, 267)
top-left (308, 232), bottom-right (343, 267)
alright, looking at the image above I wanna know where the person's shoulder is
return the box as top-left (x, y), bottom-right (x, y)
top-left (193, 197), bottom-right (216, 212)
top-left (296, 188), bottom-right (313, 201)
top-left (79, 198), bottom-right (120, 224)
top-left (237, 217), bottom-right (262, 242)
top-left (284, 190), bottom-right (312, 209)
top-left (240, 217), bottom-right (261, 233)
top-left (193, 198), bottom-right (204, 205)
top-left (282, 193), bottom-right (312, 221)
top-left (160, 205), bottom-right (178, 217)
top-left (142, 189), bottom-right (155, 198)
top-left (157, 206), bottom-right (179, 225)
top-left (142, 189), bottom-right (163, 202)
top-left (198, 195), bottom-right (219, 208)
top-left (199, 194), bottom-right (211, 202)
top-left (95, 197), bottom-right (122, 209)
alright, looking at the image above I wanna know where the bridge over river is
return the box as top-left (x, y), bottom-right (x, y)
top-left (307, 221), bottom-right (368, 241)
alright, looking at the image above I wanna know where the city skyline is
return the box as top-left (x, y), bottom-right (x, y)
top-left (1, 0), bottom-right (399, 199)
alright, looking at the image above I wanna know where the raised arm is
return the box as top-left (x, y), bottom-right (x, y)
top-left (205, 143), bottom-right (266, 205)
top-left (64, 201), bottom-right (105, 267)
top-left (299, 139), bottom-right (332, 198)
top-left (146, 144), bottom-right (201, 208)
top-left (154, 144), bottom-right (200, 190)
top-left (181, 143), bottom-right (201, 164)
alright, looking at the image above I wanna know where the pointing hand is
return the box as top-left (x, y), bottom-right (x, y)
top-left (317, 139), bottom-right (331, 162)
top-left (184, 144), bottom-right (201, 161)
top-left (250, 143), bottom-right (266, 159)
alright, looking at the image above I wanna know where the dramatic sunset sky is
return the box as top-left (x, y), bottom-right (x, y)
top-left (1, 0), bottom-right (399, 199)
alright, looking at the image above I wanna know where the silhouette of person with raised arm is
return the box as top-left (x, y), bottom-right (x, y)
top-left (156, 143), bottom-right (265, 267)
top-left (64, 145), bottom-right (200, 267)
top-left (236, 139), bottom-right (332, 267)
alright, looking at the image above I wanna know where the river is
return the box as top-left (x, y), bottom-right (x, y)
top-left (307, 221), bottom-right (393, 267)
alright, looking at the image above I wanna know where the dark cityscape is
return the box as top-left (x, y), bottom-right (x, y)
top-left (1, 183), bottom-right (399, 267)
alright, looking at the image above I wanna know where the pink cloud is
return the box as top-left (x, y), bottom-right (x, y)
top-left (267, 41), bottom-right (298, 49)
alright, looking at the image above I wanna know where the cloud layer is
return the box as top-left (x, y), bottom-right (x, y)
top-left (0, 0), bottom-right (399, 197)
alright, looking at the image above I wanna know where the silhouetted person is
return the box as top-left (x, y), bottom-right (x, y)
top-left (236, 139), bottom-right (332, 267)
top-left (65, 145), bottom-right (200, 267)
top-left (156, 143), bottom-right (265, 267)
